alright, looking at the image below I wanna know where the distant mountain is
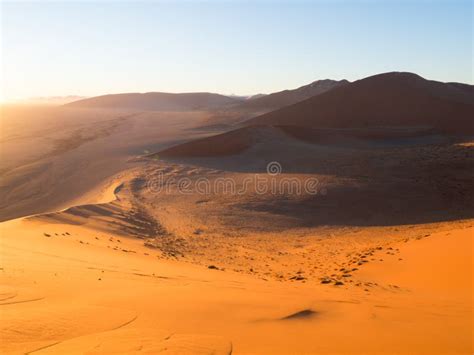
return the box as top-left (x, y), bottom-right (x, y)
top-left (66, 92), bottom-right (240, 111)
top-left (14, 96), bottom-right (87, 105)
top-left (246, 93), bottom-right (267, 100)
top-left (234, 79), bottom-right (349, 112)
top-left (246, 72), bottom-right (474, 134)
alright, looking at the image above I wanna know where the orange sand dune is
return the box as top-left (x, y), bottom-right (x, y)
top-left (0, 215), bottom-right (472, 354)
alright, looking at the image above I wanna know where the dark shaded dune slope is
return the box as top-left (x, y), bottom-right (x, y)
top-left (156, 125), bottom-right (458, 159)
top-left (235, 79), bottom-right (349, 111)
top-left (157, 126), bottom-right (256, 157)
top-left (246, 72), bottom-right (474, 134)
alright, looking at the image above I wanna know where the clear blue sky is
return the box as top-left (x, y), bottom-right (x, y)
top-left (1, 0), bottom-right (472, 101)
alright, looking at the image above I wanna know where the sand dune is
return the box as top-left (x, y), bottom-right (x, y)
top-left (157, 125), bottom-right (460, 158)
top-left (182, 79), bottom-right (349, 128)
top-left (66, 92), bottom-right (240, 111)
top-left (1, 210), bottom-right (472, 354)
top-left (1, 142), bottom-right (472, 353)
top-left (0, 106), bottom-right (228, 221)
top-left (155, 71), bottom-right (474, 160)
top-left (246, 72), bottom-right (474, 134)
top-left (158, 126), bottom-right (263, 157)
top-left (1, 72), bottom-right (473, 354)
top-left (154, 128), bottom-right (473, 230)
top-left (234, 79), bottom-right (349, 111)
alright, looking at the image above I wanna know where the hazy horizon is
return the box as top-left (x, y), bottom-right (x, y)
top-left (1, 0), bottom-right (472, 102)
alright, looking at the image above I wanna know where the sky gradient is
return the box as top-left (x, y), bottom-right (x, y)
top-left (1, 0), bottom-right (472, 101)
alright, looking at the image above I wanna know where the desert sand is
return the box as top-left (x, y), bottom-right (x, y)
top-left (1, 150), bottom-right (472, 354)
top-left (1, 201), bottom-right (472, 354)
top-left (1, 72), bottom-right (473, 354)
top-left (0, 104), bottom-right (229, 221)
